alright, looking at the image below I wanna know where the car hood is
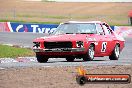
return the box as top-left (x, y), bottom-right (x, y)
top-left (35, 34), bottom-right (94, 42)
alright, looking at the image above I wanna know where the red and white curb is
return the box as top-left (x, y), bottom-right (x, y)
top-left (0, 58), bottom-right (18, 63)
top-left (0, 57), bottom-right (37, 63)
top-left (16, 57), bottom-right (37, 62)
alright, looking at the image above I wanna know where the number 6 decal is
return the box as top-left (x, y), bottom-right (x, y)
top-left (101, 42), bottom-right (107, 52)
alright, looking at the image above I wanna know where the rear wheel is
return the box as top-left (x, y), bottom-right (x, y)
top-left (36, 54), bottom-right (48, 63)
top-left (109, 44), bottom-right (120, 60)
top-left (66, 57), bottom-right (75, 62)
top-left (83, 44), bottom-right (94, 61)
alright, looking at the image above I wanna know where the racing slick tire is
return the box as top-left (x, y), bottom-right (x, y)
top-left (83, 44), bottom-right (94, 61)
top-left (36, 54), bottom-right (48, 63)
top-left (66, 57), bottom-right (75, 62)
top-left (109, 44), bottom-right (120, 60)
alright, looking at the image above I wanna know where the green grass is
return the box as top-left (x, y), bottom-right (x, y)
top-left (0, 45), bottom-right (35, 58)
top-left (0, 13), bottom-right (131, 25)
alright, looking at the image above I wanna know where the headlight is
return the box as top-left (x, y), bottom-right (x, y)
top-left (33, 42), bottom-right (40, 48)
top-left (76, 41), bottom-right (84, 48)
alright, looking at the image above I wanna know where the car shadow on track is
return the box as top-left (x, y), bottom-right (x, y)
top-left (57, 59), bottom-right (106, 63)
top-left (36, 59), bottom-right (107, 63)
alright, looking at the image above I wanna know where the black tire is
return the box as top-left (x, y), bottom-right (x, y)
top-left (109, 44), bottom-right (120, 60)
top-left (66, 57), bottom-right (75, 62)
top-left (36, 54), bottom-right (48, 63)
top-left (76, 76), bottom-right (87, 85)
top-left (83, 44), bottom-right (94, 61)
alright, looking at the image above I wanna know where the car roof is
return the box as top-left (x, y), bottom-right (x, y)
top-left (63, 21), bottom-right (103, 24)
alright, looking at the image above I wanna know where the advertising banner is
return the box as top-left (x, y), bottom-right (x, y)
top-left (5, 22), bottom-right (59, 33)
top-left (1, 22), bottom-right (132, 38)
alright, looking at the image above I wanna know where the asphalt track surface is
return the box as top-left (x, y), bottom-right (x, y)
top-left (0, 32), bottom-right (46, 48)
top-left (0, 32), bottom-right (132, 68)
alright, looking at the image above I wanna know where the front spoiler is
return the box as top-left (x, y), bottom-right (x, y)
top-left (33, 48), bottom-right (85, 53)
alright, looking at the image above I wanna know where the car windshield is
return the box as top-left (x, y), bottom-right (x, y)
top-left (54, 23), bottom-right (96, 35)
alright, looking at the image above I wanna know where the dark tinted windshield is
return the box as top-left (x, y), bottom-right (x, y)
top-left (54, 23), bottom-right (96, 35)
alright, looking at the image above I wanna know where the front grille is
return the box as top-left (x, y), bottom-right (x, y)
top-left (44, 41), bottom-right (72, 49)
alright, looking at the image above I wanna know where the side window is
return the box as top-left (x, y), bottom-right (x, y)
top-left (96, 23), bottom-right (104, 35)
top-left (102, 24), bottom-right (112, 35)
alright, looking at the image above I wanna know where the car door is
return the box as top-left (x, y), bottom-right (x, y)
top-left (94, 23), bottom-right (107, 56)
top-left (95, 23), bottom-right (112, 56)
top-left (101, 23), bottom-right (114, 55)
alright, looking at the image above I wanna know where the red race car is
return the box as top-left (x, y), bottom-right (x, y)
top-left (33, 21), bottom-right (125, 63)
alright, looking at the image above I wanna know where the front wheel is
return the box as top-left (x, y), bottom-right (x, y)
top-left (83, 45), bottom-right (95, 61)
top-left (36, 54), bottom-right (49, 63)
top-left (109, 44), bottom-right (120, 60)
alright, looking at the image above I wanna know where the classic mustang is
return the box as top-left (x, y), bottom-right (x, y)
top-left (33, 21), bottom-right (125, 63)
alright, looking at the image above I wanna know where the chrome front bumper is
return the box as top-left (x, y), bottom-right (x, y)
top-left (33, 48), bottom-right (85, 53)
